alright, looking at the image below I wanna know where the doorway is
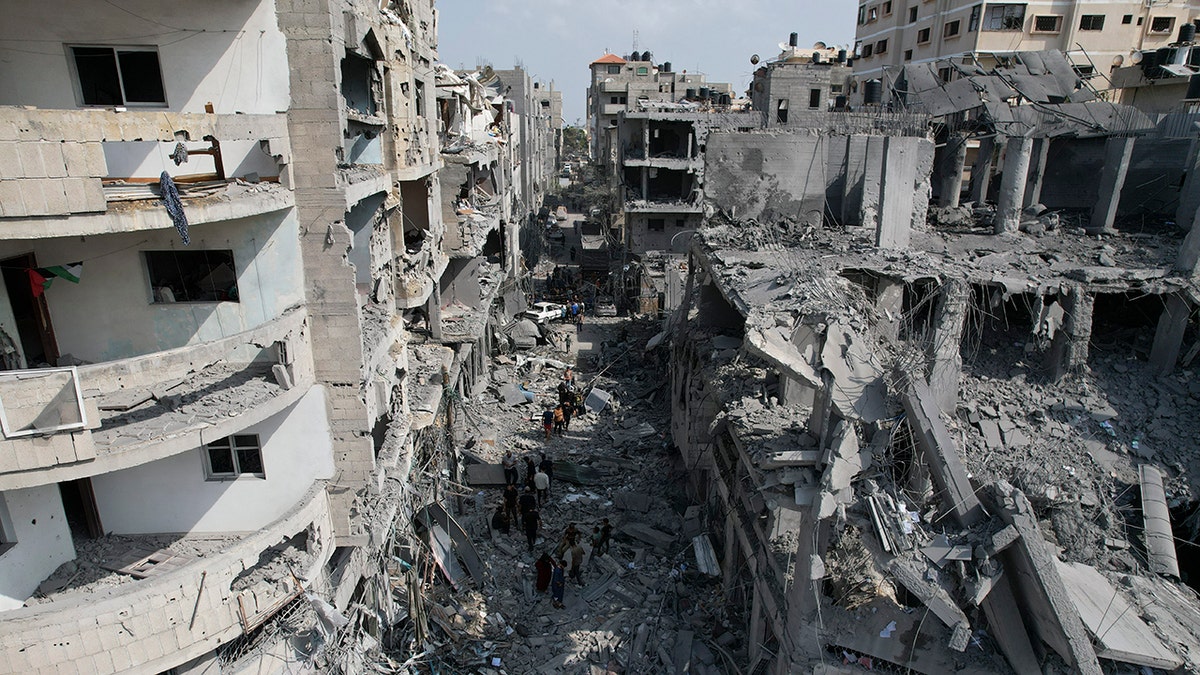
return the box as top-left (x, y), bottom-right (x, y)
top-left (0, 253), bottom-right (59, 368)
top-left (59, 478), bottom-right (104, 539)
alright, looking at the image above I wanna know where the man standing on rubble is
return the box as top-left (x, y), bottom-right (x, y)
top-left (519, 486), bottom-right (538, 520)
top-left (541, 407), bottom-right (555, 441)
top-left (567, 540), bottom-right (586, 584)
top-left (550, 559), bottom-right (566, 608)
top-left (503, 484), bottom-right (519, 525)
top-left (523, 505), bottom-right (541, 552)
top-left (597, 518), bottom-right (612, 556)
top-left (502, 450), bottom-right (519, 486)
top-left (534, 466), bottom-right (550, 506)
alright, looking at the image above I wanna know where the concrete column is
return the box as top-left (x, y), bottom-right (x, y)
top-left (937, 134), bottom-right (968, 208)
top-left (721, 513), bottom-right (737, 596)
top-left (1149, 293), bottom-right (1193, 375)
top-left (428, 283), bottom-right (443, 340)
top-left (1022, 137), bottom-right (1051, 208)
top-left (640, 167), bottom-right (648, 201)
top-left (928, 279), bottom-right (969, 409)
top-left (1088, 135), bottom-right (1136, 233)
top-left (969, 136), bottom-right (1002, 204)
top-left (748, 589), bottom-right (765, 665)
top-left (1047, 285), bottom-right (1094, 381)
top-left (877, 136), bottom-right (917, 249)
top-left (1176, 137), bottom-right (1200, 234)
top-left (875, 277), bottom-right (905, 340)
top-left (858, 136), bottom-right (886, 231)
top-left (841, 135), bottom-right (869, 225)
top-left (642, 118), bottom-right (650, 158)
top-left (995, 136), bottom-right (1033, 234)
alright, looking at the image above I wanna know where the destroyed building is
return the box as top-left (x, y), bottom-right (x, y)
top-left (668, 48), bottom-right (1200, 674)
top-left (0, 1), bottom-right (556, 672)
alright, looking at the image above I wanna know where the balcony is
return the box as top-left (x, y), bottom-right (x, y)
top-left (0, 107), bottom-right (293, 238)
top-left (0, 483), bottom-right (333, 675)
top-left (625, 199), bottom-right (706, 214)
top-left (0, 309), bottom-right (312, 490)
top-left (602, 103), bottom-right (627, 116)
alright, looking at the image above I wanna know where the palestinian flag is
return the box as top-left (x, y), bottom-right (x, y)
top-left (28, 262), bottom-right (83, 298)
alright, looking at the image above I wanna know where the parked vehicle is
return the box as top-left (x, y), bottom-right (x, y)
top-left (593, 297), bottom-right (617, 317)
top-left (523, 302), bottom-right (565, 324)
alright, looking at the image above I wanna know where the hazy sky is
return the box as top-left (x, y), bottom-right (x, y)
top-left (435, 1), bottom-right (857, 125)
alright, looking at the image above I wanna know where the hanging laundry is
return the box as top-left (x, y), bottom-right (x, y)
top-left (170, 142), bottom-right (189, 166)
top-left (28, 262), bottom-right (83, 298)
top-left (159, 171), bottom-right (190, 245)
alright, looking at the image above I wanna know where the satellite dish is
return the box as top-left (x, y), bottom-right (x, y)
top-left (750, 54), bottom-right (760, 64)
top-left (1131, 51), bottom-right (1143, 65)
top-left (813, 41), bottom-right (827, 50)
top-left (1112, 54), bottom-right (1124, 67)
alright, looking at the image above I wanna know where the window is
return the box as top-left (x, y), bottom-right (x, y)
top-left (938, 66), bottom-right (953, 83)
top-left (205, 434), bottom-right (265, 480)
top-left (858, 6), bottom-right (867, 24)
top-left (904, 49), bottom-right (913, 61)
top-left (70, 45), bottom-right (166, 106)
top-left (610, 96), bottom-right (620, 104)
top-left (983, 4), bottom-right (1025, 31)
top-left (875, 39), bottom-right (888, 54)
top-left (1079, 15), bottom-right (1105, 31)
top-left (1122, 14), bottom-right (1133, 25)
top-left (862, 43), bottom-right (874, 57)
top-left (882, 1), bottom-right (892, 15)
top-left (144, 250), bottom-right (239, 303)
top-left (1033, 15), bottom-right (1063, 33)
top-left (830, 83), bottom-right (844, 93)
top-left (908, 6), bottom-right (918, 23)
top-left (809, 88), bottom-right (822, 108)
top-left (636, 66), bottom-right (649, 75)
top-left (944, 20), bottom-right (961, 37)
top-left (1150, 17), bottom-right (1175, 34)
top-left (1138, 17), bottom-right (1144, 26)
top-left (647, 218), bottom-right (665, 231)
top-left (869, 6), bottom-right (878, 21)
top-left (607, 65), bottom-right (621, 74)
top-left (968, 4), bottom-right (981, 31)
top-left (674, 219), bottom-right (686, 228)
top-left (917, 27), bottom-right (932, 43)
top-left (776, 99), bottom-right (789, 123)
top-left (414, 80), bottom-right (425, 117)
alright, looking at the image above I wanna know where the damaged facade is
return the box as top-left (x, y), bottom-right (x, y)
top-left (667, 42), bottom-right (1200, 675)
top-left (0, 1), bottom-right (554, 672)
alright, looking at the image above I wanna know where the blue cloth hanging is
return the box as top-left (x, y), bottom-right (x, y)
top-left (159, 171), bottom-right (190, 245)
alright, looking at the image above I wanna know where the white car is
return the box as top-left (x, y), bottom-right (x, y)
top-left (523, 302), bottom-right (565, 324)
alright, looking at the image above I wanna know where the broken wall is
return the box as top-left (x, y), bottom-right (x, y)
top-left (1038, 137), bottom-right (1188, 215)
top-left (0, 484), bottom-right (74, 611)
top-left (704, 132), bottom-right (828, 224)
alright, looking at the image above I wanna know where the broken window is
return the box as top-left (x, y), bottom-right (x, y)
top-left (144, 250), bottom-right (239, 303)
top-left (70, 45), bottom-right (166, 106)
top-left (1150, 16), bottom-right (1175, 34)
top-left (944, 19), bottom-right (961, 37)
top-left (1079, 14), bottom-right (1105, 31)
top-left (983, 4), bottom-right (1025, 31)
top-left (776, 98), bottom-right (789, 123)
top-left (340, 54), bottom-right (377, 116)
top-left (917, 27), bottom-right (931, 43)
top-left (908, 6), bottom-right (918, 23)
top-left (205, 434), bottom-right (265, 480)
top-left (1033, 15), bottom-right (1063, 33)
top-left (648, 218), bottom-right (665, 231)
top-left (875, 39), bottom-right (888, 54)
top-left (809, 88), bottom-right (822, 109)
top-left (414, 80), bottom-right (425, 117)
top-left (968, 4), bottom-right (981, 31)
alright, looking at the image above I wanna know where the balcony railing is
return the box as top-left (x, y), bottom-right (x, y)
top-left (0, 309), bottom-right (311, 489)
top-left (0, 483), bottom-right (333, 675)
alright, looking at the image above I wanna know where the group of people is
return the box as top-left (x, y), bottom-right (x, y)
top-left (529, 518), bottom-right (613, 608)
top-left (541, 367), bottom-right (582, 441)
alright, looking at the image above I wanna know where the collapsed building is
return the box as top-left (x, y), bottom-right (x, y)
top-left (669, 50), bottom-right (1200, 673)
top-left (0, 1), bottom-right (557, 672)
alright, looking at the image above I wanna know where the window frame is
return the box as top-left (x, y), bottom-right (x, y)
top-left (1032, 15), bottom-right (1063, 34)
top-left (1149, 16), bottom-right (1175, 34)
top-left (908, 6), bottom-right (918, 23)
top-left (647, 218), bottom-right (665, 232)
top-left (66, 44), bottom-right (168, 108)
top-left (944, 19), bottom-right (961, 38)
top-left (1079, 14), bottom-right (1106, 31)
top-left (982, 4), bottom-right (1026, 32)
top-left (203, 434), bottom-right (266, 480)
top-left (917, 26), bottom-right (932, 43)
top-left (144, 249), bottom-right (241, 305)
top-left (875, 39), bottom-right (888, 54)
top-left (0, 494), bottom-right (16, 556)
top-left (607, 65), bottom-right (621, 74)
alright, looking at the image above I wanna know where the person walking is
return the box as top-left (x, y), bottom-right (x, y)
top-left (538, 453), bottom-right (554, 490)
top-left (597, 518), bottom-right (612, 556)
top-left (550, 559), bottom-right (566, 608)
top-left (562, 401), bottom-right (574, 432)
top-left (534, 467), bottom-right (550, 506)
top-left (502, 451), bottom-right (519, 486)
top-left (568, 541), bottom-right (586, 584)
top-left (524, 456), bottom-right (538, 489)
top-left (553, 405), bottom-right (565, 436)
top-left (590, 525), bottom-right (603, 560)
top-left (519, 486), bottom-right (538, 519)
top-left (523, 506), bottom-right (541, 552)
top-left (503, 484), bottom-right (519, 524)
top-left (491, 506), bottom-right (510, 535)
top-left (541, 407), bottom-right (554, 441)
top-left (535, 553), bottom-right (554, 593)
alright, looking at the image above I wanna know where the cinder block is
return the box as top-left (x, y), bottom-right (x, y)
top-left (40, 144), bottom-right (67, 178)
top-left (61, 143), bottom-right (93, 177)
top-left (79, 178), bottom-right (107, 212)
top-left (0, 178), bottom-right (27, 217)
top-left (41, 178), bottom-right (71, 215)
top-left (16, 143), bottom-right (46, 178)
top-left (89, 650), bottom-right (115, 674)
top-left (0, 143), bottom-right (22, 179)
top-left (20, 179), bottom-right (49, 216)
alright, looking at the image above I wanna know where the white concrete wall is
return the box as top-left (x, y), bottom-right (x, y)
top-left (0, 209), bottom-right (304, 363)
top-left (89, 386), bottom-right (335, 534)
top-left (0, 485), bottom-right (75, 611)
top-left (0, 0), bottom-right (289, 114)
top-left (102, 140), bottom-right (282, 181)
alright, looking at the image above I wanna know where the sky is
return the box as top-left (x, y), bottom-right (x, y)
top-left (435, 1), bottom-right (857, 126)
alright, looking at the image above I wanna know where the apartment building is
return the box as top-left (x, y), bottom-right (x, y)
top-left (586, 52), bottom-right (733, 175)
top-left (0, 1), bottom-right (549, 672)
top-left (854, 0), bottom-right (1200, 85)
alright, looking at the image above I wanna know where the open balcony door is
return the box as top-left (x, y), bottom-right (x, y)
top-left (0, 252), bottom-right (60, 369)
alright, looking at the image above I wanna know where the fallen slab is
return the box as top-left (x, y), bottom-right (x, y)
top-left (899, 378), bottom-right (985, 526)
top-left (888, 557), bottom-right (970, 651)
top-left (1139, 464), bottom-right (1180, 578)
